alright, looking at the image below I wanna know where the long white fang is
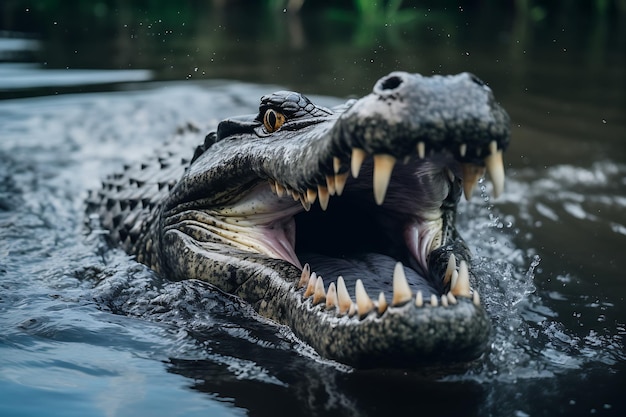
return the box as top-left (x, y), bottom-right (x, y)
top-left (325, 175), bottom-right (336, 196)
top-left (300, 195), bottom-right (311, 211)
top-left (461, 163), bottom-right (486, 201)
top-left (291, 190), bottom-right (300, 201)
top-left (351, 148), bottom-right (367, 178)
top-left (298, 263), bottom-right (311, 289)
top-left (452, 260), bottom-right (471, 297)
top-left (317, 185), bottom-right (330, 211)
top-left (377, 292), bottom-right (388, 314)
top-left (373, 154), bottom-right (396, 205)
top-left (325, 282), bottom-right (338, 310)
top-left (473, 290), bottom-right (481, 306)
top-left (275, 183), bottom-right (285, 197)
top-left (450, 270), bottom-right (459, 292)
top-left (334, 172), bottom-right (349, 196)
top-left (430, 294), bottom-right (438, 307)
top-left (313, 276), bottom-right (326, 305)
top-left (392, 262), bottom-right (412, 306)
top-left (417, 141), bottom-right (426, 159)
top-left (348, 303), bottom-right (356, 317)
top-left (447, 292), bottom-right (457, 304)
top-left (304, 272), bottom-right (317, 298)
top-left (443, 254), bottom-right (456, 286)
top-left (333, 156), bottom-right (342, 174)
top-left (355, 279), bottom-right (374, 317)
top-left (306, 188), bottom-right (317, 205)
top-left (485, 141), bottom-right (505, 198)
top-left (336, 276), bottom-right (352, 314)
top-left (415, 290), bottom-right (423, 307)
top-left (441, 294), bottom-right (449, 307)
top-left (459, 143), bottom-right (467, 158)
top-left (446, 168), bottom-right (455, 183)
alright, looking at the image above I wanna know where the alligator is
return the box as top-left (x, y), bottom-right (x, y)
top-left (88, 71), bottom-right (511, 368)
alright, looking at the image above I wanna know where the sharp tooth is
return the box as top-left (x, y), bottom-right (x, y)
top-left (443, 254), bottom-right (457, 286)
top-left (317, 185), bottom-right (330, 210)
top-left (459, 143), bottom-right (467, 158)
top-left (355, 279), bottom-right (374, 318)
top-left (298, 263), bottom-right (311, 288)
top-left (325, 282), bottom-right (338, 310)
top-left (275, 183), bottom-right (286, 197)
top-left (306, 188), bottom-right (317, 204)
top-left (392, 262), bottom-right (412, 306)
top-left (461, 163), bottom-right (486, 200)
top-left (269, 180), bottom-right (277, 194)
top-left (351, 148), bottom-right (367, 178)
top-left (450, 270), bottom-right (459, 291)
top-left (485, 140), bottom-right (505, 198)
top-left (441, 294), bottom-right (449, 307)
top-left (304, 272), bottom-right (317, 298)
top-left (430, 294), bottom-right (438, 307)
top-left (348, 303), bottom-right (357, 317)
top-left (325, 175), bottom-right (336, 196)
top-left (446, 168), bottom-right (455, 183)
top-left (373, 154), bottom-right (396, 205)
top-left (417, 141), bottom-right (426, 159)
top-left (336, 276), bottom-right (352, 314)
top-left (334, 172), bottom-right (349, 196)
top-left (452, 260), bottom-right (471, 297)
top-left (291, 190), bottom-right (300, 200)
top-left (377, 292), bottom-right (388, 314)
top-left (472, 290), bottom-right (481, 306)
top-left (313, 276), bottom-right (326, 305)
top-left (300, 195), bottom-right (311, 211)
top-left (415, 290), bottom-right (423, 307)
top-left (447, 292), bottom-right (457, 304)
top-left (333, 156), bottom-right (342, 174)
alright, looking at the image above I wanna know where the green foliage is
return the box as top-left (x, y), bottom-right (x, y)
top-left (327, 0), bottom-right (420, 26)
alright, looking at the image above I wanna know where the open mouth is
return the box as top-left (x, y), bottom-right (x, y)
top-left (240, 142), bottom-right (505, 319)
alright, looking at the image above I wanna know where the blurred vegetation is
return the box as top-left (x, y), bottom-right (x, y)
top-left (0, 0), bottom-right (623, 98)
top-left (2, 0), bottom-right (626, 27)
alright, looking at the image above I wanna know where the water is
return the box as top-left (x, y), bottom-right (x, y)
top-left (1, 5), bottom-right (625, 417)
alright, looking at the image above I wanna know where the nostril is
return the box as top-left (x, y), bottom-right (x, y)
top-left (380, 75), bottom-right (403, 91)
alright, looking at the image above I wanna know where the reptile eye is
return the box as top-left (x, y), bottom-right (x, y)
top-left (263, 109), bottom-right (286, 133)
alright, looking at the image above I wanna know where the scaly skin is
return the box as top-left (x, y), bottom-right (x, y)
top-left (88, 72), bottom-right (511, 368)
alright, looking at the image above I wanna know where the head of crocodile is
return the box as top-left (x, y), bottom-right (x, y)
top-left (91, 71), bottom-right (510, 368)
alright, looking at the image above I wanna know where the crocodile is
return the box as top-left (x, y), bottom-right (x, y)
top-left (88, 71), bottom-right (511, 368)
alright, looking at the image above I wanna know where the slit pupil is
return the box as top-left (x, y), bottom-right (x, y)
top-left (267, 111), bottom-right (277, 129)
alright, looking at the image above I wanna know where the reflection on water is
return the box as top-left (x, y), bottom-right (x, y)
top-left (0, 63), bottom-right (152, 89)
top-left (0, 3), bottom-right (624, 417)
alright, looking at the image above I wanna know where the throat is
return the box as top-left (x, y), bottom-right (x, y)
top-left (294, 195), bottom-right (444, 297)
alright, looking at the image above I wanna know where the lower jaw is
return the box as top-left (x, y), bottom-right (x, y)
top-left (262, 282), bottom-right (490, 368)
